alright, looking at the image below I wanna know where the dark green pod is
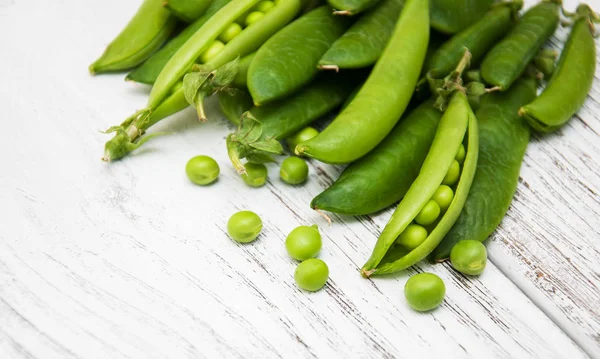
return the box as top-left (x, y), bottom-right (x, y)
top-left (519, 5), bottom-right (596, 132)
top-left (327, 0), bottom-right (381, 15)
top-left (248, 6), bottom-right (352, 105)
top-left (480, 0), bottom-right (560, 91)
top-left (127, 0), bottom-right (233, 84)
top-left (319, 0), bottom-right (404, 70)
top-left (165, 0), bottom-right (212, 22)
top-left (430, 77), bottom-right (537, 262)
top-left (311, 100), bottom-right (441, 215)
top-left (232, 52), bottom-right (256, 88)
top-left (430, 0), bottom-right (493, 34)
top-left (426, 2), bottom-right (520, 76)
top-left (219, 89), bottom-right (254, 125)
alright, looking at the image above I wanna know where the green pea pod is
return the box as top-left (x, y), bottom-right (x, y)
top-left (327, 0), bottom-right (381, 15)
top-left (519, 5), bottom-right (597, 133)
top-left (127, 0), bottom-right (233, 85)
top-left (89, 0), bottom-right (179, 74)
top-left (232, 52), bottom-right (256, 87)
top-left (219, 89), bottom-right (254, 125)
top-left (318, 0), bottom-right (405, 70)
top-left (248, 6), bottom-right (352, 105)
top-left (430, 0), bottom-right (493, 34)
top-left (425, 1), bottom-right (522, 76)
top-left (226, 73), bottom-right (360, 174)
top-left (311, 99), bottom-right (442, 216)
top-left (361, 91), bottom-right (479, 277)
top-left (296, 0), bottom-right (429, 164)
top-left (165, 0), bottom-right (212, 22)
top-left (480, 0), bottom-right (561, 91)
top-left (430, 76), bottom-right (536, 262)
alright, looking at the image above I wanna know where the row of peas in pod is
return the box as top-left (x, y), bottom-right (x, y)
top-left (91, 0), bottom-right (597, 311)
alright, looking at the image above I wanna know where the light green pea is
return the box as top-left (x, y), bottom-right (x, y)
top-left (280, 157), bottom-right (309, 185)
top-left (450, 240), bottom-right (487, 276)
top-left (227, 210), bottom-right (263, 243)
top-left (455, 144), bottom-right (466, 163)
top-left (287, 127), bottom-right (319, 153)
top-left (242, 162), bottom-right (268, 187)
top-left (396, 224), bottom-right (428, 251)
top-left (294, 258), bottom-right (329, 291)
top-left (256, 1), bottom-right (275, 12)
top-left (404, 273), bottom-right (446, 312)
top-left (245, 11), bottom-right (264, 27)
top-left (185, 155), bottom-right (220, 185)
top-left (415, 200), bottom-right (441, 226)
top-left (432, 185), bottom-right (454, 212)
top-left (442, 160), bottom-right (461, 186)
top-left (286, 225), bottom-right (322, 261)
top-left (219, 23), bottom-right (243, 43)
top-left (200, 40), bottom-right (226, 64)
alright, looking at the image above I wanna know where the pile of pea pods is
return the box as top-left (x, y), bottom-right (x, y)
top-left (92, 0), bottom-right (598, 310)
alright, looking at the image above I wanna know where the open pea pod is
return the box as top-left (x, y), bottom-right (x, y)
top-left (361, 91), bottom-right (479, 277)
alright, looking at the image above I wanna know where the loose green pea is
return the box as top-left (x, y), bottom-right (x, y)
top-left (404, 273), bottom-right (446, 312)
top-left (219, 23), bottom-right (243, 43)
top-left (286, 225), bottom-right (322, 261)
top-left (227, 210), bottom-right (263, 243)
top-left (294, 258), bottom-right (329, 291)
top-left (455, 144), bottom-right (466, 163)
top-left (200, 40), bottom-right (226, 64)
top-left (244, 11), bottom-right (264, 27)
top-left (415, 200), bottom-right (441, 226)
top-left (280, 157), bottom-right (309, 185)
top-left (450, 240), bottom-right (487, 276)
top-left (432, 185), bottom-right (454, 212)
top-left (287, 127), bottom-right (319, 153)
top-left (256, 1), bottom-right (275, 12)
top-left (396, 224), bottom-right (428, 251)
top-left (442, 160), bottom-right (461, 186)
top-left (242, 162), bottom-right (268, 187)
top-left (185, 155), bottom-right (220, 185)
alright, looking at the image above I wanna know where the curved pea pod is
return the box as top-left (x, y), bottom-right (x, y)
top-left (127, 0), bottom-right (233, 85)
top-left (232, 52), bottom-right (256, 87)
top-left (361, 91), bottom-right (479, 277)
top-left (165, 0), bottom-right (212, 22)
top-left (480, 0), bottom-right (561, 91)
top-left (311, 100), bottom-right (442, 216)
top-left (425, 1), bottom-right (522, 77)
top-left (318, 0), bottom-right (404, 70)
top-left (519, 5), bottom-right (597, 133)
top-left (219, 89), bottom-right (254, 125)
top-left (89, 0), bottom-right (179, 74)
top-left (248, 6), bottom-right (352, 105)
top-left (226, 73), bottom-right (361, 174)
top-left (430, 0), bottom-right (493, 34)
top-left (295, 0), bottom-right (429, 164)
top-left (327, 0), bottom-right (381, 15)
top-left (430, 77), bottom-right (536, 262)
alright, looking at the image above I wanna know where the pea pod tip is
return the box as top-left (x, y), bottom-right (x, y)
top-left (332, 10), bottom-right (352, 16)
top-left (318, 64), bottom-right (340, 72)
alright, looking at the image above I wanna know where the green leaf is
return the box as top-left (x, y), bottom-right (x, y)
top-left (237, 112), bottom-right (263, 143)
top-left (183, 72), bottom-right (212, 106)
top-left (212, 57), bottom-right (240, 88)
top-left (246, 152), bottom-right (277, 164)
top-left (248, 138), bottom-right (284, 155)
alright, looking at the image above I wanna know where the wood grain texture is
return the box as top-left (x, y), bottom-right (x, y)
top-left (0, 0), bottom-right (597, 358)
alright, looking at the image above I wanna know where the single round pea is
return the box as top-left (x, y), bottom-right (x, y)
top-left (200, 40), bottom-right (225, 64)
top-left (286, 225), bottom-right (322, 261)
top-left (242, 162), bottom-right (268, 187)
top-left (185, 155), bottom-right (220, 185)
top-left (450, 240), bottom-right (488, 276)
top-left (218, 23), bottom-right (243, 43)
top-left (442, 160), bottom-right (461, 186)
top-left (294, 258), bottom-right (329, 291)
top-left (432, 185), bottom-right (454, 212)
top-left (227, 211), bottom-right (262, 243)
top-left (455, 144), bottom-right (466, 164)
top-left (280, 157), bottom-right (309, 185)
top-left (415, 200), bottom-right (441, 226)
top-left (287, 127), bottom-right (319, 153)
top-left (404, 273), bottom-right (446, 312)
top-left (396, 224), bottom-right (428, 251)
top-left (256, 1), bottom-right (275, 12)
top-left (244, 11), bottom-right (264, 27)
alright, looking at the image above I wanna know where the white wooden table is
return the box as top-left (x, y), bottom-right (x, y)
top-left (1, 0), bottom-right (599, 358)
